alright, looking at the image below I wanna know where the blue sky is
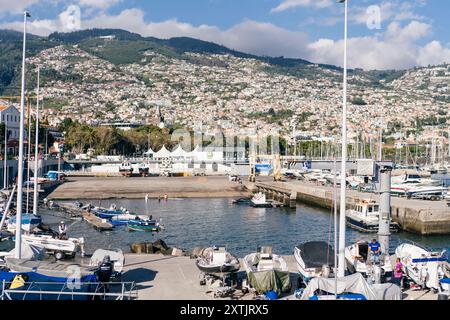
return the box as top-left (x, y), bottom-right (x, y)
top-left (0, 0), bottom-right (449, 70)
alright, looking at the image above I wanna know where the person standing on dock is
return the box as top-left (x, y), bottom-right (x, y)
top-left (368, 238), bottom-right (382, 264)
top-left (58, 221), bottom-right (67, 239)
top-left (393, 258), bottom-right (403, 287)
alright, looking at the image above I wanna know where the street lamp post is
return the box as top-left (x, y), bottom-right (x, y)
top-left (338, 0), bottom-right (348, 278)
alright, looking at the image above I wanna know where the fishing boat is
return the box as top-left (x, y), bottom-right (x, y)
top-left (127, 218), bottom-right (163, 232)
top-left (195, 246), bottom-right (240, 275)
top-left (242, 246), bottom-right (291, 295)
top-left (119, 162), bottom-right (133, 177)
top-left (345, 240), bottom-right (393, 281)
top-left (7, 214), bottom-right (42, 233)
top-left (395, 242), bottom-right (448, 291)
top-left (346, 199), bottom-right (400, 233)
top-left (250, 192), bottom-right (272, 208)
top-left (294, 241), bottom-right (335, 285)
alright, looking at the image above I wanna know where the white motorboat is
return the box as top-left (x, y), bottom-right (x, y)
top-left (195, 246), bottom-right (240, 276)
top-left (406, 186), bottom-right (448, 200)
top-left (345, 241), bottom-right (393, 281)
top-left (22, 234), bottom-right (85, 260)
top-left (250, 192), bottom-right (272, 208)
top-left (346, 199), bottom-right (400, 233)
top-left (242, 246), bottom-right (291, 294)
top-left (395, 242), bottom-right (447, 291)
top-left (294, 241), bottom-right (335, 285)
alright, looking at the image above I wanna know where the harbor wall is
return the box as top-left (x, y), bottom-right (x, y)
top-left (252, 181), bottom-right (450, 235)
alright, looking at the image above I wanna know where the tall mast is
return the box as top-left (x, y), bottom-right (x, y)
top-left (33, 67), bottom-right (40, 216)
top-left (3, 116), bottom-right (7, 189)
top-left (337, 0), bottom-right (348, 278)
top-left (15, 11), bottom-right (31, 259)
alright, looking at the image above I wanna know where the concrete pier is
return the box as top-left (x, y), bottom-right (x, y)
top-left (121, 254), bottom-right (438, 300)
top-left (251, 179), bottom-right (450, 235)
top-left (49, 176), bottom-right (249, 200)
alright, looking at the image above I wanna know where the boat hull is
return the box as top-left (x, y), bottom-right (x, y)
top-left (346, 216), bottom-right (400, 233)
top-left (127, 220), bottom-right (161, 232)
top-left (195, 261), bottom-right (240, 274)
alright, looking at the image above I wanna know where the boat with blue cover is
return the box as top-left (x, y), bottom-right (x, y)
top-left (7, 214), bottom-right (42, 233)
top-left (0, 270), bottom-right (97, 300)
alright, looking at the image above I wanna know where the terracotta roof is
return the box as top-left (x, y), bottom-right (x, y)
top-left (0, 105), bottom-right (8, 111)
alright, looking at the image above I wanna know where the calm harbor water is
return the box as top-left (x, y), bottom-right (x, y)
top-left (42, 198), bottom-right (450, 256)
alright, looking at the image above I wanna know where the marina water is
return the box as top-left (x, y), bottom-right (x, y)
top-left (42, 198), bottom-right (450, 256)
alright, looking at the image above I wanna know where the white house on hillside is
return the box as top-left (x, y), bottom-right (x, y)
top-left (0, 103), bottom-right (21, 141)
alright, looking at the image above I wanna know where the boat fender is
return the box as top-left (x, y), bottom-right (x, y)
top-left (10, 274), bottom-right (28, 290)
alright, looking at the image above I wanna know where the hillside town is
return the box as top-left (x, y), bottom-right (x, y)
top-left (19, 43), bottom-right (447, 142)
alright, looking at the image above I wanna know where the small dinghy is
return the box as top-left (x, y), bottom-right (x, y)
top-left (92, 205), bottom-right (127, 219)
top-left (110, 214), bottom-right (152, 226)
top-left (127, 218), bottom-right (163, 232)
top-left (232, 198), bottom-right (251, 205)
top-left (195, 246), bottom-right (240, 275)
top-left (243, 246), bottom-right (291, 295)
top-left (294, 241), bottom-right (335, 285)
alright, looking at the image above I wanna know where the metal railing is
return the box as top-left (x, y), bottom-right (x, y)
top-left (0, 280), bottom-right (138, 300)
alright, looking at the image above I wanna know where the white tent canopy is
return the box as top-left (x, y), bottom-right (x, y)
top-left (144, 147), bottom-right (155, 155)
top-left (171, 145), bottom-right (189, 158)
top-left (154, 145), bottom-right (172, 158)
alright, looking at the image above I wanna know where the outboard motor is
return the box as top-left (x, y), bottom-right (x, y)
top-left (373, 265), bottom-right (382, 284)
top-left (96, 255), bottom-right (114, 284)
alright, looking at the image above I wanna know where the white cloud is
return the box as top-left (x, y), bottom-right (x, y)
top-left (271, 0), bottom-right (333, 13)
top-left (308, 21), bottom-right (447, 70)
top-left (78, 0), bottom-right (122, 9)
top-left (0, 0), bottom-right (40, 15)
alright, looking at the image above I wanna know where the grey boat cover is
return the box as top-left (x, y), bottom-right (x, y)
top-left (5, 258), bottom-right (95, 278)
top-left (2, 242), bottom-right (44, 260)
top-left (247, 270), bottom-right (291, 295)
top-left (90, 249), bottom-right (125, 273)
top-left (296, 241), bottom-right (335, 268)
top-left (301, 273), bottom-right (402, 300)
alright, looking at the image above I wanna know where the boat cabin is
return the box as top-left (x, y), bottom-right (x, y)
top-left (350, 200), bottom-right (379, 218)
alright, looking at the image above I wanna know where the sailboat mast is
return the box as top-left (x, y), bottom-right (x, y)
top-left (3, 117), bottom-right (7, 189)
top-left (338, 0), bottom-right (348, 278)
top-left (15, 11), bottom-right (30, 259)
top-left (33, 67), bottom-right (40, 216)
